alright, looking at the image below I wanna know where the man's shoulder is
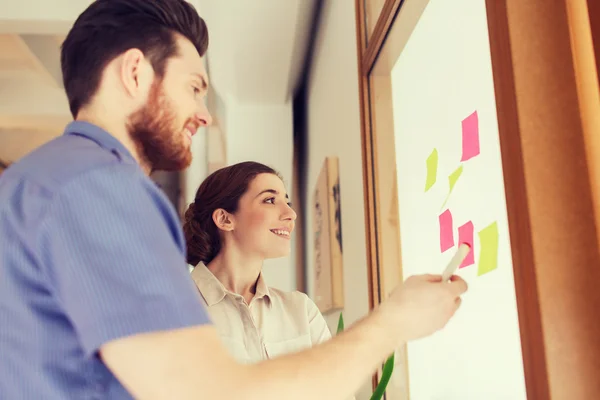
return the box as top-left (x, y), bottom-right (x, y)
top-left (4, 134), bottom-right (139, 194)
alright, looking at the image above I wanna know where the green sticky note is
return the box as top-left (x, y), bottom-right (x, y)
top-left (477, 221), bottom-right (499, 276)
top-left (425, 148), bottom-right (438, 192)
top-left (449, 165), bottom-right (463, 191)
top-left (440, 164), bottom-right (464, 209)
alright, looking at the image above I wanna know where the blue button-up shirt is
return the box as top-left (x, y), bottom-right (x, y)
top-left (0, 122), bottom-right (211, 398)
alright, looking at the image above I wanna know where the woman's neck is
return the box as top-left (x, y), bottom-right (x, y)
top-left (206, 249), bottom-right (263, 304)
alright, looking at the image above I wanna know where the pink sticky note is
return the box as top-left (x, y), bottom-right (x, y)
top-left (439, 209), bottom-right (454, 252)
top-left (458, 221), bottom-right (475, 268)
top-left (461, 111), bottom-right (480, 161)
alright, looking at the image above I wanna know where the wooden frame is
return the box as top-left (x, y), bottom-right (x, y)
top-left (567, 0), bottom-right (600, 252)
top-left (355, 0), bottom-right (600, 398)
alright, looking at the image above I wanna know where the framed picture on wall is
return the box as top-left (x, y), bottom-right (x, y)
top-left (312, 156), bottom-right (344, 314)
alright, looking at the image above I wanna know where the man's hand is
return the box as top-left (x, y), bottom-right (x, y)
top-left (379, 274), bottom-right (468, 344)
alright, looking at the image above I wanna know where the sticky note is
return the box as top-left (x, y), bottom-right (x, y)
top-left (440, 165), bottom-right (463, 209)
top-left (439, 209), bottom-right (454, 252)
top-left (449, 165), bottom-right (463, 191)
top-left (461, 111), bottom-right (480, 162)
top-left (425, 148), bottom-right (438, 192)
top-left (477, 221), bottom-right (499, 276)
top-left (458, 221), bottom-right (475, 268)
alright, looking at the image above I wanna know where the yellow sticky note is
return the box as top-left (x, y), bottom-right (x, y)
top-left (448, 165), bottom-right (463, 191)
top-left (477, 221), bottom-right (499, 276)
top-left (424, 148), bottom-right (438, 192)
top-left (440, 164), bottom-right (463, 209)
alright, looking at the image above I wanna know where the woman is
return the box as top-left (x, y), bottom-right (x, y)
top-left (183, 161), bottom-right (332, 364)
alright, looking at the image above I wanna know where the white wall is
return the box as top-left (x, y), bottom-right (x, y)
top-left (205, 96), bottom-right (296, 292)
top-left (305, 1), bottom-right (372, 398)
top-left (183, 127), bottom-right (208, 206)
top-left (225, 101), bottom-right (293, 183)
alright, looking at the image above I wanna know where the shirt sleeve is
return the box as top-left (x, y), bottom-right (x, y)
top-left (41, 165), bottom-right (211, 357)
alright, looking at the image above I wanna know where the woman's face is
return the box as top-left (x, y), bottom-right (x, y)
top-left (228, 173), bottom-right (297, 260)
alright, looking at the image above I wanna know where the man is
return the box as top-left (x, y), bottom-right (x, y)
top-left (0, 0), bottom-right (468, 398)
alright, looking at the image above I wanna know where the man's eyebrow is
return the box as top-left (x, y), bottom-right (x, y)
top-left (193, 73), bottom-right (208, 90)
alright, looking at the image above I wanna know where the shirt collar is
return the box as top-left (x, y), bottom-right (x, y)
top-left (190, 264), bottom-right (272, 307)
top-left (63, 121), bottom-right (136, 163)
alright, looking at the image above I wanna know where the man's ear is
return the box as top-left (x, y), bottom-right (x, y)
top-left (119, 48), bottom-right (152, 99)
top-left (212, 209), bottom-right (234, 231)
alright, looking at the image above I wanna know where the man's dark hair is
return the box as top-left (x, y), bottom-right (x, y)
top-left (61, 0), bottom-right (208, 118)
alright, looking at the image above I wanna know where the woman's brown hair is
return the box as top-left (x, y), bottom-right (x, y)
top-left (183, 161), bottom-right (281, 266)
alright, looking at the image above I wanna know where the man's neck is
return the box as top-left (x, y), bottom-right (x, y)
top-left (75, 108), bottom-right (151, 175)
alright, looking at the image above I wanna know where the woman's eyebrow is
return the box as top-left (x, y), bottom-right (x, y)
top-left (255, 189), bottom-right (289, 199)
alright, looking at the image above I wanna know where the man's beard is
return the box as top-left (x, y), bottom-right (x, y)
top-left (127, 79), bottom-right (192, 172)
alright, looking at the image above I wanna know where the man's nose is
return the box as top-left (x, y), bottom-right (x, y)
top-left (195, 102), bottom-right (213, 127)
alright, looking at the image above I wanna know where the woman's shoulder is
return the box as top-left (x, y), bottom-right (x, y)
top-left (267, 287), bottom-right (317, 311)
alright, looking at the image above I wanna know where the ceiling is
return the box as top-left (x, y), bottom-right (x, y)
top-left (0, 0), bottom-right (316, 164)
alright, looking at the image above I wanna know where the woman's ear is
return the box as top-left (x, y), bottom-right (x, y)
top-left (212, 209), bottom-right (234, 231)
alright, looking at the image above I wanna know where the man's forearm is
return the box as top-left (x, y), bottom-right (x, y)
top-left (102, 274), bottom-right (466, 400)
top-left (237, 309), bottom-right (399, 400)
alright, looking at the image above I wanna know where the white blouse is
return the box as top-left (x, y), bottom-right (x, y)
top-left (191, 264), bottom-right (332, 363)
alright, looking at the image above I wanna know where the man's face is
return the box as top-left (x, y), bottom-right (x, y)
top-left (127, 35), bottom-right (212, 171)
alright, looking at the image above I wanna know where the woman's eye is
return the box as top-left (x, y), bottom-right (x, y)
top-left (264, 197), bottom-right (275, 204)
